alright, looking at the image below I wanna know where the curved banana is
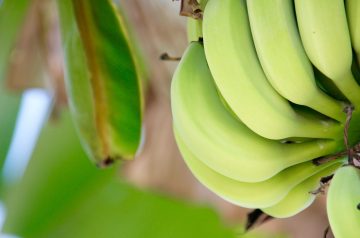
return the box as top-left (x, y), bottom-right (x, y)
top-left (175, 131), bottom-right (341, 209)
top-left (202, 0), bottom-right (342, 140)
top-left (327, 166), bottom-right (360, 238)
top-left (262, 161), bottom-right (343, 218)
top-left (346, 0), bottom-right (360, 65)
top-left (247, 0), bottom-right (345, 122)
top-left (171, 41), bottom-right (341, 182)
top-left (295, 0), bottom-right (360, 108)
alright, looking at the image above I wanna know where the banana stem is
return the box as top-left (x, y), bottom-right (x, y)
top-left (313, 105), bottom-right (360, 166)
top-left (309, 174), bottom-right (334, 195)
top-left (180, 0), bottom-right (203, 19)
top-left (313, 143), bottom-right (360, 166)
top-left (160, 53), bottom-right (181, 61)
top-left (313, 153), bottom-right (347, 166)
top-left (336, 71), bottom-right (360, 108)
top-left (344, 105), bottom-right (354, 151)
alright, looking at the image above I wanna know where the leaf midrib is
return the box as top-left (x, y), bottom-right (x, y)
top-left (73, 0), bottom-right (109, 159)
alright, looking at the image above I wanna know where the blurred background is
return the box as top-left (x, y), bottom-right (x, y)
top-left (0, 0), bottom-right (332, 237)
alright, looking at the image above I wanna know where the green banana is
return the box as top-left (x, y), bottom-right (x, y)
top-left (247, 0), bottom-right (345, 122)
top-left (327, 166), bottom-right (360, 238)
top-left (262, 161), bottom-right (343, 218)
top-left (200, 0), bottom-right (208, 8)
top-left (175, 130), bottom-right (341, 209)
top-left (346, 0), bottom-right (360, 66)
top-left (57, 0), bottom-right (143, 167)
top-left (202, 0), bottom-right (342, 140)
top-left (295, 0), bottom-right (360, 108)
top-left (171, 41), bottom-right (341, 182)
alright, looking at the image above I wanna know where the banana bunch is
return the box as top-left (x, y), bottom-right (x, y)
top-left (172, 0), bottom-right (360, 221)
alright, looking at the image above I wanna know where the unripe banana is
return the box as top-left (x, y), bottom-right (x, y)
top-left (327, 166), bottom-right (360, 238)
top-left (295, 0), bottom-right (360, 107)
top-left (247, 0), bottom-right (345, 122)
top-left (262, 160), bottom-right (343, 218)
top-left (171, 41), bottom-right (341, 182)
top-left (58, 0), bottom-right (143, 167)
top-left (175, 130), bottom-right (341, 209)
top-left (346, 0), bottom-right (360, 66)
top-left (202, 0), bottom-right (342, 140)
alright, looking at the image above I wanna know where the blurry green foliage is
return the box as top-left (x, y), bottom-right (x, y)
top-left (0, 89), bottom-right (21, 195)
top-left (0, 0), bottom-right (30, 81)
top-left (2, 111), bottom-right (237, 238)
top-left (0, 0), bottom-right (29, 184)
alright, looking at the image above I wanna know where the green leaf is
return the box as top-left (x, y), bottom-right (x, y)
top-left (112, 1), bottom-right (148, 86)
top-left (57, 0), bottom-right (143, 166)
top-left (37, 182), bottom-right (236, 238)
top-left (0, 0), bottom-right (31, 82)
top-left (3, 110), bottom-right (237, 238)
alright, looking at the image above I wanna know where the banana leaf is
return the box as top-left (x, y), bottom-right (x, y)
top-left (57, 0), bottom-right (143, 166)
